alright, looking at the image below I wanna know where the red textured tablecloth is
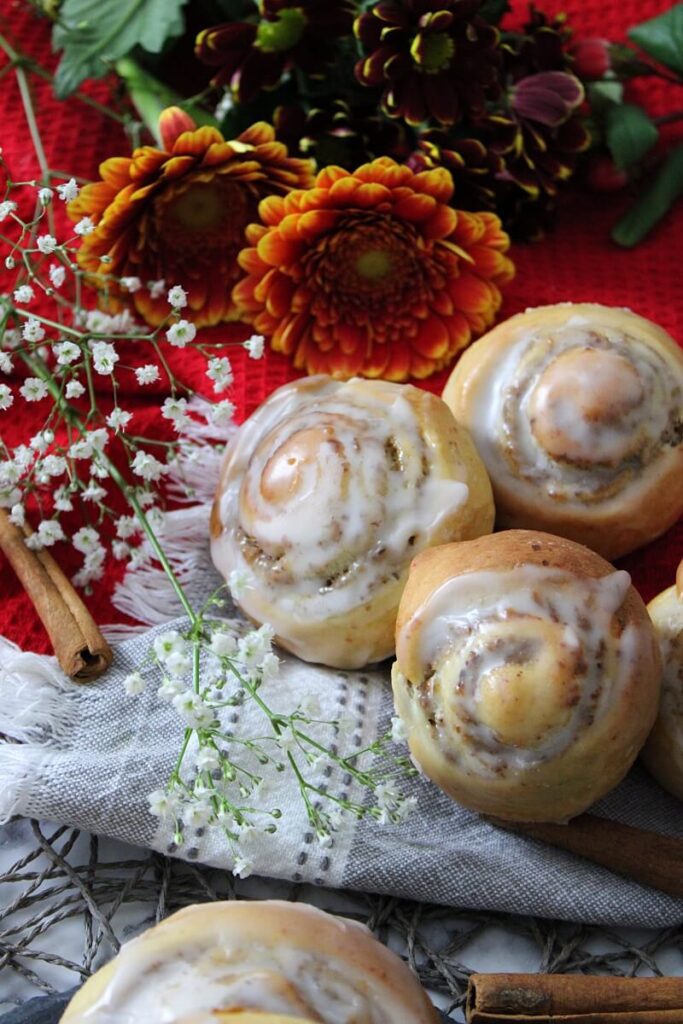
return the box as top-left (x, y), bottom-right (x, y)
top-left (1, 0), bottom-right (682, 654)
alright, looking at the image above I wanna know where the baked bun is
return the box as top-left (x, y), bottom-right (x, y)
top-left (392, 530), bottom-right (662, 822)
top-left (211, 375), bottom-right (494, 668)
top-left (441, 303), bottom-right (683, 559)
top-left (641, 561), bottom-right (683, 801)
top-left (61, 900), bottom-right (439, 1024)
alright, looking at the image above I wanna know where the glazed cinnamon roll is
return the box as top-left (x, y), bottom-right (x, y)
top-left (61, 900), bottom-right (439, 1024)
top-left (210, 376), bottom-right (494, 668)
top-left (641, 561), bottom-right (683, 801)
top-left (392, 530), bottom-right (662, 822)
top-left (441, 303), bottom-right (683, 559)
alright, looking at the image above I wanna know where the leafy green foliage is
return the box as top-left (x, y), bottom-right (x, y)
top-left (478, 0), bottom-right (511, 24)
top-left (605, 102), bottom-right (658, 171)
top-left (628, 4), bottom-right (683, 76)
top-left (53, 0), bottom-right (190, 98)
top-left (613, 144), bottom-right (683, 247)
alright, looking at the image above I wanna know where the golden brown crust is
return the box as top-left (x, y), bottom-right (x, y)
top-left (393, 530), bottom-right (662, 822)
top-left (441, 303), bottom-right (683, 560)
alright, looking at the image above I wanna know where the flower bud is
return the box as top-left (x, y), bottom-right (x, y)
top-left (571, 38), bottom-right (612, 80)
top-left (512, 71), bottom-right (584, 127)
top-left (158, 106), bottom-right (197, 152)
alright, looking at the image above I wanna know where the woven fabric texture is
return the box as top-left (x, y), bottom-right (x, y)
top-left (0, 0), bottom-right (682, 647)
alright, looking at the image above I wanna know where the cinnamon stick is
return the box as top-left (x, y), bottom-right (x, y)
top-left (467, 973), bottom-right (683, 1022)
top-left (0, 509), bottom-right (112, 681)
top-left (489, 814), bottom-right (683, 898)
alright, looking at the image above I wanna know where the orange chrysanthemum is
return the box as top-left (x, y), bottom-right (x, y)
top-left (67, 108), bottom-right (315, 327)
top-left (232, 156), bottom-right (514, 380)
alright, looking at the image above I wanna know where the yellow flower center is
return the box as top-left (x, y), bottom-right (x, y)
top-left (168, 183), bottom-right (227, 230)
top-left (355, 249), bottom-right (393, 281)
top-left (411, 32), bottom-right (455, 73)
top-left (256, 7), bottom-right (306, 52)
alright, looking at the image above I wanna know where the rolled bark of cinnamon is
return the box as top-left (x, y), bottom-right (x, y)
top-left (0, 509), bottom-right (112, 681)
top-left (467, 973), bottom-right (683, 1022)
top-left (489, 814), bottom-right (683, 898)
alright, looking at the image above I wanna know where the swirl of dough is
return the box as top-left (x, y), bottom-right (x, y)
top-left (211, 376), bottom-right (494, 668)
top-left (60, 900), bottom-right (439, 1024)
top-left (392, 530), bottom-right (662, 822)
top-left (441, 303), bottom-right (683, 559)
top-left (641, 560), bottom-right (683, 802)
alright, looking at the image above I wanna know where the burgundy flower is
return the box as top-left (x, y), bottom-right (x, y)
top-left (196, 0), bottom-right (356, 103)
top-left (354, 0), bottom-right (502, 127)
top-left (408, 131), bottom-right (503, 211)
top-left (274, 99), bottom-right (411, 169)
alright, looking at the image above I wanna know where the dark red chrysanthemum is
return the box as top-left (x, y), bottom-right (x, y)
top-left (408, 131), bottom-right (503, 211)
top-left (354, 0), bottom-right (501, 127)
top-left (274, 99), bottom-right (412, 169)
top-left (196, 0), bottom-right (356, 103)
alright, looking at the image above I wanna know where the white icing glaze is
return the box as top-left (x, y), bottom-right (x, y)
top-left (400, 566), bottom-right (641, 774)
top-left (467, 320), bottom-right (682, 508)
top-left (66, 906), bottom-right (421, 1024)
top-left (211, 378), bottom-right (470, 629)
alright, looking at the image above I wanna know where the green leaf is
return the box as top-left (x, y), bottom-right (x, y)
top-left (115, 58), bottom-right (218, 146)
top-left (628, 3), bottom-right (683, 76)
top-left (53, 0), bottom-right (189, 98)
top-left (612, 143), bottom-right (683, 247)
top-left (586, 80), bottom-right (624, 114)
top-left (605, 102), bottom-right (658, 171)
top-left (478, 0), bottom-right (510, 24)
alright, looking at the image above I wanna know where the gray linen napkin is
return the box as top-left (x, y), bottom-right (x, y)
top-left (1, 598), bottom-right (682, 929)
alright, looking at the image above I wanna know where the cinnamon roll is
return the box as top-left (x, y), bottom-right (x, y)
top-left (210, 376), bottom-right (494, 668)
top-left (60, 900), bottom-right (439, 1023)
top-left (641, 561), bottom-right (683, 801)
top-left (441, 303), bottom-right (683, 559)
top-left (392, 530), bottom-right (662, 822)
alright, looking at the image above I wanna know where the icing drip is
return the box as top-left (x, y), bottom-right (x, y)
top-left (399, 566), bottom-right (642, 775)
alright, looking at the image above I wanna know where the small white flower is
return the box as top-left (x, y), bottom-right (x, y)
top-left (183, 801), bottom-right (213, 829)
top-left (72, 526), bottom-right (101, 553)
top-left (88, 428), bottom-right (108, 454)
top-left (72, 546), bottom-right (106, 587)
top-left (147, 788), bottom-right (180, 820)
top-left (120, 276), bottom-right (141, 293)
top-left (54, 486), bottom-right (74, 512)
top-left (22, 319), bottom-right (46, 343)
top-left (0, 486), bottom-right (22, 509)
top-left (153, 630), bottom-right (186, 662)
top-left (209, 631), bottom-right (238, 658)
top-left (13, 285), bottom-right (35, 304)
top-left (0, 352), bottom-right (12, 374)
top-left (38, 187), bottom-right (54, 205)
top-left (244, 334), bottom-right (265, 359)
top-left (165, 319), bottom-right (196, 348)
top-left (228, 568), bottom-right (252, 599)
top-left (32, 429), bottom-right (53, 451)
top-left (277, 724), bottom-right (298, 755)
top-left (41, 455), bottom-right (66, 477)
top-left (157, 677), bottom-right (184, 702)
top-left (206, 356), bottom-right (233, 393)
top-left (49, 264), bottom-right (66, 288)
top-left (53, 340), bottom-right (80, 365)
top-left (2, 328), bottom-right (21, 350)
top-left (36, 234), bottom-right (58, 254)
top-left (8, 503), bottom-right (24, 526)
top-left (135, 364), bottom-right (160, 386)
top-left (161, 396), bottom-right (189, 421)
top-left (316, 829), bottom-right (332, 848)
top-left (195, 746), bottom-right (220, 772)
top-left (0, 200), bottom-right (17, 221)
top-left (375, 782), bottom-right (399, 810)
top-left (260, 652), bottom-right (280, 680)
top-left (148, 278), bottom-right (166, 299)
top-left (82, 480), bottom-right (107, 502)
top-left (20, 378), bottom-right (48, 402)
top-left (300, 694), bottom-right (321, 718)
top-left (167, 285), bottom-right (188, 309)
top-left (74, 216), bottom-right (95, 236)
top-left (106, 407), bottom-right (132, 431)
top-left (172, 691), bottom-right (214, 729)
top-left (65, 379), bottom-right (85, 399)
top-left (165, 650), bottom-right (191, 678)
top-left (0, 383), bottom-right (13, 411)
top-left (209, 399), bottom-right (236, 427)
top-left (123, 671), bottom-right (146, 695)
top-left (392, 795), bottom-right (418, 823)
top-left (115, 515), bottom-right (139, 539)
top-left (57, 178), bottom-right (79, 202)
top-left (131, 449), bottom-right (167, 482)
top-left (91, 340), bottom-right (119, 375)
top-left (112, 540), bottom-right (130, 560)
top-left (36, 519), bottom-right (65, 547)
top-left (232, 854), bottom-right (254, 879)
top-left (68, 437), bottom-right (93, 459)
top-left (390, 715), bottom-right (407, 743)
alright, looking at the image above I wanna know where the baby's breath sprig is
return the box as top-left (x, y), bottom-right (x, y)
top-left (126, 606), bottom-right (417, 877)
